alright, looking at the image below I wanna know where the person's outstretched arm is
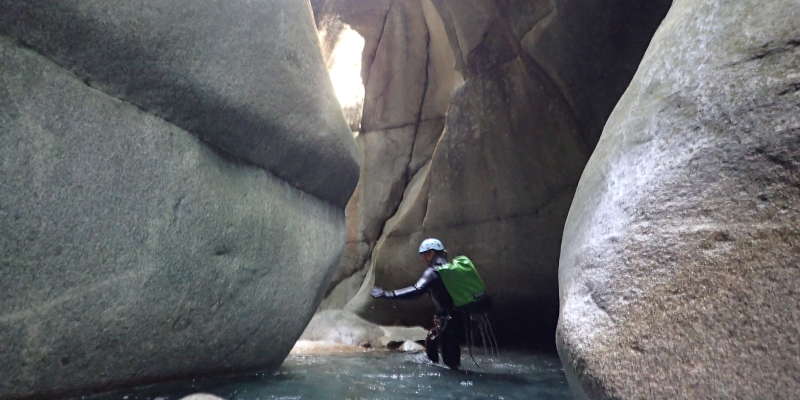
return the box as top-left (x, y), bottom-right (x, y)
top-left (370, 268), bottom-right (438, 299)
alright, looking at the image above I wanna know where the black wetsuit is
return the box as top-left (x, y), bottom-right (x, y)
top-left (384, 255), bottom-right (463, 369)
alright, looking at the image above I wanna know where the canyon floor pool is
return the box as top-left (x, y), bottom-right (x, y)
top-left (88, 350), bottom-right (573, 400)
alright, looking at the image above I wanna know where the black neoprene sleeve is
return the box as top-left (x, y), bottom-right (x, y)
top-left (387, 268), bottom-right (438, 298)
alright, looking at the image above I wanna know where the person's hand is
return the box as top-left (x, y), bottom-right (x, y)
top-left (370, 287), bottom-right (386, 298)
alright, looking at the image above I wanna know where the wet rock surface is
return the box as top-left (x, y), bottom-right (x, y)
top-left (298, 309), bottom-right (426, 350)
top-left (557, 0), bottom-right (800, 398)
top-left (0, 2), bottom-right (357, 399)
top-left (180, 395), bottom-right (226, 400)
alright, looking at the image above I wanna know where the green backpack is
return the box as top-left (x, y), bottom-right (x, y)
top-left (435, 255), bottom-right (487, 309)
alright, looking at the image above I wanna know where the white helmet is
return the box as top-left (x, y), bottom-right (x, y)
top-left (418, 238), bottom-right (445, 253)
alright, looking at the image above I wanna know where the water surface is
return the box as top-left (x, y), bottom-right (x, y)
top-left (89, 351), bottom-right (573, 400)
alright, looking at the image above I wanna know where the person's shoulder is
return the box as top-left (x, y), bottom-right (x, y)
top-left (422, 267), bottom-right (440, 279)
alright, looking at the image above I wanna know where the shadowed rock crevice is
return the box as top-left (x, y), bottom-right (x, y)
top-left (734, 37), bottom-right (800, 65)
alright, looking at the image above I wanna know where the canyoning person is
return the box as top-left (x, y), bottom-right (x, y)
top-left (370, 238), bottom-right (497, 370)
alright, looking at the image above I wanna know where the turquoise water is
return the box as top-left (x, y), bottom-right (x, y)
top-left (89, 351), bottom-right (573, 400)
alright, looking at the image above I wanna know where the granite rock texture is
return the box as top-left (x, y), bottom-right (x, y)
top-left (0, 0), bottom-right (358, 207)
top-left (316, 0), bottom-right (670, 346)
top-left (313, 0), bottom-right (460, 309)
top-left (557, 0), bottom-right (800, 398)
top-left (0, 1), bottom-right (357, 398)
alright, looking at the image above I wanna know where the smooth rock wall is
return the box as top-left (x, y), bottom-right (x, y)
top-left (1, 0), bottom-right (357, 207)
top-left (326, 0), bottom-right (670, 346)
top-left (0, 1), bottom-right (357, 398)
top-left (313, 0), bottom-right (461, 309)
top-left (557, 0), bottom-right (800, 398)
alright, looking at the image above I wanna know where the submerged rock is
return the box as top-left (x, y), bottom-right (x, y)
top-left (180, 395), bottom-right (226, 400)
top-left (290, 341), bottom-right (370, 355)
top-left (399, 341), bottom-right (425, 353)
top-left (557, 0), bottom-right (800, 398)
top-left (0, 1), bottom-right (357, 399)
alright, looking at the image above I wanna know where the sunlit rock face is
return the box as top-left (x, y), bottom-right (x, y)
top-left (557, 0), bottom-right (800, 398)
top-left (0, 1), bottom-right (357, 398)
top-left (313, 0), bottom-right (670, 347)
top-left (318, 20), bottom-right (366, 133)
top-left (312, 0), bottom-right (462, 311)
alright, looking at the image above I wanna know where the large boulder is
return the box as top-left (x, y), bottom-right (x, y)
top-left (0, 0), bottom-right (357, 207)
top-left (334, 0), bottom-right (670, 347)
top-left (0, 1), bottom-right (357, 398)
top-left (557, 0), bottom-right (800, 398)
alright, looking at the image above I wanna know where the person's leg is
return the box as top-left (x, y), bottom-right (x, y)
top-left (425, 329), bottom-right (440, 363)
top-left (426, 315), bottom-right (447, 364)
top-left (441, 314), bottom-right (463, 370)
top-left (441, 336), bottom-right (461, 370)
